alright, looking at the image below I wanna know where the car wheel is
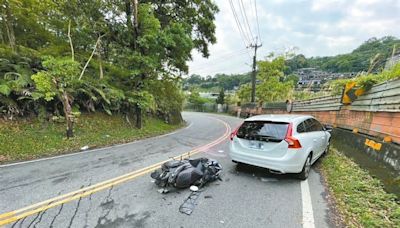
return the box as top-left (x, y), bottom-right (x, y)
top-left (298, 154), bottom-right (312, 180)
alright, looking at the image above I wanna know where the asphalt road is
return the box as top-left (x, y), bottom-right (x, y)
top-left (0, 112), bottom-right (337, 228)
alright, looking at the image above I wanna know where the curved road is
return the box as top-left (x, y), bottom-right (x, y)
top-left (0, 112), bottom-right (336, 227)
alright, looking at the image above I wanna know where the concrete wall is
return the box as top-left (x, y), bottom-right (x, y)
top-left (331, 128), bottom-right (400, 196)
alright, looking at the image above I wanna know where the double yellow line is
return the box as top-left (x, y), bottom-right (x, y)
top-left (0, 118), bottom-right (231, 226)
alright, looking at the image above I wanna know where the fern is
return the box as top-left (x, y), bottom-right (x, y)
top-left (0, 84), bottom-right (11, 96)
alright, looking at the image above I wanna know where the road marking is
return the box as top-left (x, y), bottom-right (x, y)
top-left (0, 121), bottom-right (194, 168)
top-left (301, 179), bottom-right (315, 228)
top-left (0, 117), bottom-right (231, 226)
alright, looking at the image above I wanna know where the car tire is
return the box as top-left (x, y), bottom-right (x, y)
top-left (298, 154), bottom-right (312, 180)
top-left (323, 140), bottom-right (330, 156)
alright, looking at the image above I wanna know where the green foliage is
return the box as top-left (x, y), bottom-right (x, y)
top-left (216, 88), bottom-right (225, 104)
top-left (149, 77), bottom-right (184, 114)
top-left (31, 57), bottom-right (80, 100)
top-left (187, 88), bottom-right (208, 106)
top-left (224, 93), bottom-right (240, 105)
top-left (237, 84), bottom-right (252, 103)
top-left (0, 0), bottom-right (219, 131)
top-left (329, 62), bottom-right (400, 95)
top-left (284, 74), bottom-right (299, 85)
top-left (292, 90), bottom-right (329, 100)
top-left (127, 90), bottom-right (155, 110)
top-left (321, 148), bottom-right (400, 227)
top-left (256, 76), bottom-right (293, 103)
top-left (286, 36), bottom-right (400, 73)
top-left (184, 72), bottom-right (251, 91)
top-left (30, 72), bottom-right (56, 101)
top-left (0, 84), bottom-right (11, 96)
top-left (237, 56), bottom-right (294, 103)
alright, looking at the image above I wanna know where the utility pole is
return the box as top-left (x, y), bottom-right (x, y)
top-left (249, 38), bottom-right (262, 103)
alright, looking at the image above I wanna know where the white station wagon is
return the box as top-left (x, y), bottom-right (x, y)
top-left (229, 114), bottom-right (332, 179)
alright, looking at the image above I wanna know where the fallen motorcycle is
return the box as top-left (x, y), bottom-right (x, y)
top-left (150, 157), bottom-right (222, 190)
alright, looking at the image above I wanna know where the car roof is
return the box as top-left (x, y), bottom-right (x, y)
top-left (244, 114), bottom-right (314, 123)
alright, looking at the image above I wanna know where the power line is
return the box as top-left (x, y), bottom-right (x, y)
top-left (191, 57), bottom-right (250, 74)
top-left (190, 49), bottom-right (249, 71)
top-left (254, 0), bottom-right (261, 42)
top-left (191, 65), bottom-right (250, 77)
top-left (228, 0), bottom-right (251, 47)
top-left (239, 0), bottom-right (255, 43)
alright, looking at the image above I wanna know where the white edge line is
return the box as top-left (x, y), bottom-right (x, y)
top-left (0, 121), bottom-right (194, 168)
top-left (301, 179), bottom-right (315, 228)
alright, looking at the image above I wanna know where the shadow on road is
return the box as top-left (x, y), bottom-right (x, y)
top-left (232, 163), bottom-right (302, 180)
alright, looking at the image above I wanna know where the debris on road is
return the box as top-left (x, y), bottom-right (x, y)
top-left (179, 190), bottom-right (202, 215)
top-left (190, 185), bottom-right (199, 192)
top-left (260, 177), bottom-right (279, 182)
top-left (157, 188), bottom-right (169, 194)
top-left (150, 157), bottom-right (222, 192)
top-left (80, 145), bottom-right (89, 151)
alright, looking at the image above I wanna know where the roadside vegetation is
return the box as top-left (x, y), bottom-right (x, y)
top-left (330, 61), bottom-right (400, 95)
top-left (285, 36), bottom-right (400, 74)
top-left (0, 113), bottom-right (183, 163)
top-left (0, 0), bottom-right (219, 139)
top-left (321, 148), bottom-right (400, 228)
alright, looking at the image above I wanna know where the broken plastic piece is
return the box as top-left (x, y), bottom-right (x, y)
top-left (179, 191), bottom-right (201, 215)
top-left (157, 188), bottom-right (169, 194)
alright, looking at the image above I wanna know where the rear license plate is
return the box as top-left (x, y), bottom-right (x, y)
top-left (249, 141), bottom-right (263, 149)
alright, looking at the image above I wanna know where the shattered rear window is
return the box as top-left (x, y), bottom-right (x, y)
top-left (237, 121), bottom-right (289, 141)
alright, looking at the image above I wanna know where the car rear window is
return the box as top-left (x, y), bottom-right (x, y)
top-left (237, 121), bottom-right (289, 141)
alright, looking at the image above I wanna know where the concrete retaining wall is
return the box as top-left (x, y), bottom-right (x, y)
top-left (331, 128), bottom-right (400, 196)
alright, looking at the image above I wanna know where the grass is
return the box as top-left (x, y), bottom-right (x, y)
top-left (0, 113), bottom-right (184, 163)
top-left (320, 148), bottom-right (400, 227)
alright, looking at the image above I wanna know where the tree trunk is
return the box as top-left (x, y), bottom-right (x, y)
top-left (98, 40), bottom-right (104, 79)
top-left (68, 20), bottom-right (75, 61)
top-left (3, 2), bottom-right (15, 51)
top-left (136, 105), bottom-right (142, 129)
top-left (60, 91), bottom-right (74, 138)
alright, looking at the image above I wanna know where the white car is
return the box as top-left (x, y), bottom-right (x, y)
top-left (229, 114), bottom-right (331, 179)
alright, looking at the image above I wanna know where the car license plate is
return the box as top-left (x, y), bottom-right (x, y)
top-left (249, 141), bottom-right (263, 149)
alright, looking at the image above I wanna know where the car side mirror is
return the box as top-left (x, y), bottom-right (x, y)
top-left (324, 125), bottom-right (333, 133)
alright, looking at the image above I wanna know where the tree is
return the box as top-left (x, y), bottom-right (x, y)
top-left (237, 84), bottom-right (252, 103)
top-left (0, 0), bottom-right (220, 135)
top-left (31, 57), bottom-right (81, 138)
top-left (237, 56), bottom-right (294, 104)
top-left (188, 87), bottom-right (207, 110)
top-left (256, 57), bottom-right (293, 103)
top-left (216, 88), bottom-right (225, 104)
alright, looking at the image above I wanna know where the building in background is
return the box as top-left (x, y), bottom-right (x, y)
top-left (295, 68), bottom-right (356, 91)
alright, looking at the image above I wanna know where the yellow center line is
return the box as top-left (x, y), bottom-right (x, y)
top-left (0, 117), bottom-right (231, 226)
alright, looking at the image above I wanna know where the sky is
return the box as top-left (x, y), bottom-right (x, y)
top-left (187, 0), bottom-right (400, 77)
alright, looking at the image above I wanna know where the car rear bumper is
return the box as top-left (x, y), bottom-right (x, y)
top-left (229, 143), bottom-right (305, 174)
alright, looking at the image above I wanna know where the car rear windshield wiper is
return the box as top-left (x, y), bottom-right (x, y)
top-left (258, 135), bottom-right (281, 141)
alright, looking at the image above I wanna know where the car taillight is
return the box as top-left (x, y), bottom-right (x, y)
top-left (230, 124), bottom-right (242, 141)
top-left (285, 123), bottom-right (302, 148)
